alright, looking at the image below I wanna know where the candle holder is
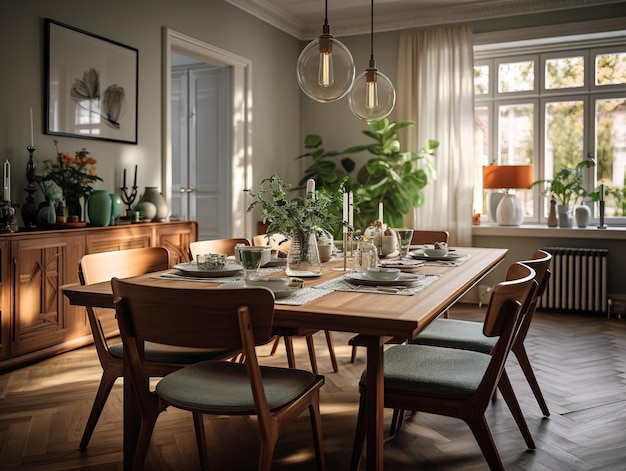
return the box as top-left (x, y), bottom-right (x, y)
top-left (597, 200), bottom-right (607, 229)
top-left (121, 184), bottom-right (137, 214)
top-left (0, 200), bottom-right (15, 233)
top-left (21, 146), bottom-right (38, 229)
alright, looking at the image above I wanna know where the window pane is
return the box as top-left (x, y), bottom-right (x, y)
top-left (596, 98), bottom-right (626, 216)
top-left (545, 101), bottom-right (584, 176)
top-left (474, 106), bottom-right (489, 215)
top-left (474, 65), bottom-right (489, 94)
top-left (596, 52), bottom-right (626, 86)
top-left (498, 61), bottom-right (534, 92)
top-left (545, 56), bottom-right (584, 89)
top-left (498, 104), bottom-right (534, 164)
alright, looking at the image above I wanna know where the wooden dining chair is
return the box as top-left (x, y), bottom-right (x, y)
top-left (350, 229), bottom-right (450, 363)
top-left (409, 250), bottom-right (552, 417)
top-left (112, 279), bottom-right (326, 471)
top-left (350, 262), bottom-right (537, 471)
top-left (254, 233), bottom-right (339, 374)
top-left (78, 247), bottom-right (238, 449)
top-left (189, 237), bottom-right (250, 259)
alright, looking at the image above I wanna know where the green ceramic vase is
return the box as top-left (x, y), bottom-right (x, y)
top-left (88, 190), bottom-right (112, 226)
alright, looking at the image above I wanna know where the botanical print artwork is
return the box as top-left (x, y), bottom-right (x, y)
top-left (70, 68), bottom-right (126, 130)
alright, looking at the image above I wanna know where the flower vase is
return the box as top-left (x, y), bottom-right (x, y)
top-left (139, 187), bottom-right (168, 221)
top-left (66, 198), bottom-right (82, 221)
top-left (37, 202), bottom-right (57, 224)
top-left (557, 204), bottom-right (573, 228)
top-left (88, 190), bottom-right (112, 226)
top-left (109, 193), bottom-right (123, 225)
top-left (575, 204), bottom-right (591, 228)
top-left (286, 231), bottom-right (322, 277)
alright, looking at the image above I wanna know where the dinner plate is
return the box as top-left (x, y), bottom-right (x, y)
top-left (220, 280), bottom-right (300, 299)
top-left (409, 251), bottom-right (464, 262)
top-left (345, 272), bottom-right (424, 286)
top-left (173, 262), bottom-right (243, 278)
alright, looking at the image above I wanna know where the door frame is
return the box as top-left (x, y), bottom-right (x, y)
top-left (162, 28), bottom-right (252, 238)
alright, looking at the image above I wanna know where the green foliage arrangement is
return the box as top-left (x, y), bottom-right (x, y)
top-left (533, 159), bottom-right (595, 208)
top-left (296, 119), bottom-right (438, 232)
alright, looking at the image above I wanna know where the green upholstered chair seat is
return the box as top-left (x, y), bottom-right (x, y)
top-left (410, 319), bottom-right (498, 354)
top-left (157, 361), bottom-right (320, 414)
top-left (108, 342), bottom-right (238, 364)
top-left (360, 344), bottom-right (491, 397)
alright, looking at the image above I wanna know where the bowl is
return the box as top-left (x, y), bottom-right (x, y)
top-left (424, 247), bottom-right (448, 257)
top-left (244, 276), bottom-right (291, 291)
top-left (363, 267), bottom-right (401, 281)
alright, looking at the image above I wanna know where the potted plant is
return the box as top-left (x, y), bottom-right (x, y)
top-left (296, 119), bottom-right (439, 232)
top-left (245, 176), bottom-right (340, 276)
top-left (533, 159), bottom-right (595, 227)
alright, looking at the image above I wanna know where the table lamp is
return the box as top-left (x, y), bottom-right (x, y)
top-left (483, 165), bottom-right (533, 226)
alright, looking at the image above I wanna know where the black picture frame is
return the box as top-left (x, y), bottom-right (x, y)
top-left (45, 19), bottom-right (138, 144)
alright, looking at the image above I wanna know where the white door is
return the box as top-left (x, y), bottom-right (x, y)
top-left (171, 64), bottom-right (231, 240)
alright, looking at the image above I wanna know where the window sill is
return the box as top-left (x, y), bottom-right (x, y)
top-left (473, 223), bottom-right (626, 240)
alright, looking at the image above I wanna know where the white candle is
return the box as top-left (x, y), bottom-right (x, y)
top-left (348, 191), bottom-right (354, 228)
top-left (378, 202), bottom-right (383, 222)
top-left (342, 192), bottom-right (348, 233)
top-left (3, 160), bottom-right (10, 201)
top-left (306, 178), bottom-right (315, 202)
top-left (29, 108), bottom-right (34, 147)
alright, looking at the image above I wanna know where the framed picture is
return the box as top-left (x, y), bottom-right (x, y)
top-left (45, 19), bottom-right (138, 144)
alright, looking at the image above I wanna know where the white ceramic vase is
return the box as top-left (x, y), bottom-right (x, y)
top-left (574, 204), bottom-right (592, 228)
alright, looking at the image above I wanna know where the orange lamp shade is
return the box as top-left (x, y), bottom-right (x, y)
top-left (483, 165), bottom-right (533, 190)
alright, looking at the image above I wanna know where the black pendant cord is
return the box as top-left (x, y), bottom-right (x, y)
top-left (369, 0), bottom-right (374, 62)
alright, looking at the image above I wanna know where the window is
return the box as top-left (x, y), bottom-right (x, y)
top-left (474, 36), bottom-right (626, 223)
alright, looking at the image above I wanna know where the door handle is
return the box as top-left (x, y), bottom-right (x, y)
top-left (179, 188), bottom-right (196, 193)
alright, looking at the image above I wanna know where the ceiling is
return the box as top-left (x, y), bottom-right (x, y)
top-left (225, 0), bottom-right (620, 40)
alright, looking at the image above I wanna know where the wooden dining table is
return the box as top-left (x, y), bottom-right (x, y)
top-left (63, 246), bottom-right (507, 471)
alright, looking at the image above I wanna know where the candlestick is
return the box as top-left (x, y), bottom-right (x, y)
top-left (123, 168), bottom-right (127, 189)
top-left (598, 184), bottom-right (607, 229)
top-left (29, 108), bottom-right (34, 147)
top-left (22, 146), bottom-right (38, 229)
top-left (3, 160), bottom-right (10, 201)
top-left (348, 191), bottom-right (354, 228)
top-left (342, 192), bottom-right (348, 233)
top-left (133, 165), bottom-right (137, 187)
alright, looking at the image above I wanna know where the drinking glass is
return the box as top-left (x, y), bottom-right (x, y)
top-left (394, 228), bottom-right (414, 259)
top-left (238, 246), bottom-right (266, 279)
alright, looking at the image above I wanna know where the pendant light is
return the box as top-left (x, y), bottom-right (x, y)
top-left (296, 0), bottom-right (355, 103)
top-left (348, 0), bottom-right (396, 121)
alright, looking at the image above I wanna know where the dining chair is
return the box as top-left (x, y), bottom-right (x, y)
top-left (189, 237), bottom-right (250, 259)
top-left (78, 247), bottom-right (238, 449)
top-left (254, 233), bottom-right (339, 374)
top-left (409, 249), bottom-right (552, 417)
top-left (350, 229), bottom-right (450, 364)
top-left (350, 262), bottom-right (537, 471)
top-left (111, 279), bottom-right (326, 471)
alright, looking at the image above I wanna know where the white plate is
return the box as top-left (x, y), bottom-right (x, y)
top-left (409, 252), bottom-right (464, 262)
top-left (273, 287), bottom-right (301, 299)
top-left (173, 262), bottom-right (243, 278)
top-left (345, 272), bottom-right (424, 286)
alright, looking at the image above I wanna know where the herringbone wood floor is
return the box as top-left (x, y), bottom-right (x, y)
top-left (1, 305), bottom-right (625, 470)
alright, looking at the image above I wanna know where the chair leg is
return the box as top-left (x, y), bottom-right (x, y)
top-left (350, 345), bottom-right (358, 363)
top-left (283, 336), bottom-right (297, 368)
top-left (305, 335), bottom-right (320, 375)
top-left (258, 432), bottom-right (279, 471)
top-left (497, 370), bottom-right (535, 450)
top-left (192, 412), bottom-right (210, 470)
top-left (324, 330), bottom-right (339, 373)
top-left (308, 394), bottom-right (327, 471)
top-left (465, 414), bottom-right (505, 471)
top-left (270, 336), bottom-right (281, 356)
top-left (389, 408), bottom-right (406, 437)
top-left (131, 405), bottom-right (162, 471)
top-left (350, 392), bottom-right (367, 471)
top-left (512, 342), bottom-right (550, 417)
top-left (80, 368), bottom-right (120, 449)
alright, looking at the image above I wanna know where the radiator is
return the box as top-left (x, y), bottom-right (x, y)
top-left (539, 247), bottom-right (608, 314)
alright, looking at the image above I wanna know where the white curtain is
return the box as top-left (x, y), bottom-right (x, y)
top-left (397, 24), bottom-right (474, 246)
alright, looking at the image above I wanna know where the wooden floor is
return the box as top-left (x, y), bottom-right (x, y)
top-left (1, 304), bottom-right (625, 470)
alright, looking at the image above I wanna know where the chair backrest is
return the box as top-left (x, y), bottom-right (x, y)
top-left (189, 238), bottom-right (250, 259)
top-left (477, 262), bottom-right (536, 405)
top-left (78, 247), bottom-right (171, 363)
top-left (112, 278), bottom-right (276, 414)
top-left (253, 233), bottom-right (291, 254)
top-left (410, 230), bottom-right (449, 246)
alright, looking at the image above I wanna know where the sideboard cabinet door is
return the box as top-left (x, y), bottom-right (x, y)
top-left (11, 235), bottom-right (86, 355)
top-left (153, 221), bottom-right (198, 265)
top-left (0, 240), bottom-right (11, 360)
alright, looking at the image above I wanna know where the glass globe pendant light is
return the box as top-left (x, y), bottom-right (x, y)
top-left (348, 0), bottom-right (396, 121)
top-left (296, 0), bottom-right (355, 103)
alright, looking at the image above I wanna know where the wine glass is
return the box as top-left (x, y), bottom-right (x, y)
top-left (393, 228), bottom-right (414, 259)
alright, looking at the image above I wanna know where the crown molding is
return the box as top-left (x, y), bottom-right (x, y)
top-left (226, 0), bottom-right (624, 40)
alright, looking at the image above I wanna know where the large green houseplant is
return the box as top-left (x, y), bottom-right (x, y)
top-left (296, 119), bottom-right (439, 233)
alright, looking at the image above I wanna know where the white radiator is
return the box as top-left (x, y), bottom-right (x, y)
top-left (540, 247), bottom-right (608, 314)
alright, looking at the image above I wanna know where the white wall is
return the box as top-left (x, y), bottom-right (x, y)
top-left (0, 0), bottom-right (303, 226)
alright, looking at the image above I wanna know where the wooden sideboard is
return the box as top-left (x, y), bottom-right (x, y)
top-left (0, 221), bottom-right (198, 372)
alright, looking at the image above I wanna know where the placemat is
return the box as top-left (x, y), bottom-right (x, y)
top-left (313, 273), bottom-right (440, 296)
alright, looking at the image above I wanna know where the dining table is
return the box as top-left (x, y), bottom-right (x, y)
top-left (63, 246), bottom-right (507, 471)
